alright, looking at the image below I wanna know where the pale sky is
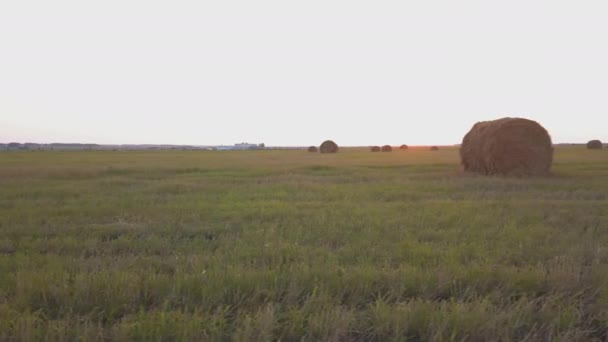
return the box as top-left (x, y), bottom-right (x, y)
top-left (1, 1), bottom-right (607, 146)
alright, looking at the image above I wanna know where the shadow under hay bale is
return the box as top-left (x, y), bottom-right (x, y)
top-left (381, 145), bottom-right (392, 152)
top-left (320, 140), bottom-right (338, 154)
top-left (587, 140), bottom-right (603, 149)
top-left (460, 117), bottom-right (553, 176)
top-left (307, 146), bottom-right (318, 152)
top-left (371, 146), bottom-right (381, 152)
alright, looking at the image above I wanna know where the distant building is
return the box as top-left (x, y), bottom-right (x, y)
top-left (234, 143), bottom-right (264, 150)
top-left (23, 143), bottom-right (42, 150)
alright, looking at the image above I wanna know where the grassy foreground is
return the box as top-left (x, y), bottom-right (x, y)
top-left (1, 147), bottom-right (608, 341)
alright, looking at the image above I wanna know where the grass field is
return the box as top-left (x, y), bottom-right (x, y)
top-left (1, 146), bottom-right (608, 341)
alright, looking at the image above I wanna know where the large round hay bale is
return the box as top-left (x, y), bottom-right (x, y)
top-left (460, 117), bottom-right (553, 176)
top-left (381, 145), bottom-right (392, 152)
top-left (320, 140), bottom-right (338, 153)
top-left (430, 146), bottom-right (439, 151)
top-left (308, 146), bottom-right (318, 152)
top-left (587, 140), bottom-right (603, 149)
top-left (371, 146), bottom-right (381, 152)
top-left (399, 144), bottom-right (409, 150)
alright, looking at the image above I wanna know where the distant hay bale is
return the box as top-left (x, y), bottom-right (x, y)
top-left (320, 140), bottom-right (338, 154)
top-left (460, 117), bottom-right (553, 176)
top-left (399, 144), bottom-right (409, 150)
top-left (371, 146), bottom-right (381, 152)
top-left (307, 146), bottom-right (318, 152)
top-left (381, 145), bottom-right (392, 152)
top-left (587, 140), bottom-right (603, 149)
top-left (430, 146), bottom-right (439, 151)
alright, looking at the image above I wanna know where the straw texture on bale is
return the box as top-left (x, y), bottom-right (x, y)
top-left (430, 146), bottom-right (439, 151)
top-left (320, 140), bottom-right (338, 154)
top-left (371, 146), bottom-right (381, 152)
top-left (399, 144), bottom-right (409, 150)
top-left (460, 117), bottom-right (553, 176)
top-left (587, 140), bottom-right (603, 149)
top-left (307, 146), bottom-right (318, 152)
top-left (381, 145), bottom-right (392, 152)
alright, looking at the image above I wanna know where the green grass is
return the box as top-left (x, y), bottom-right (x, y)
top-left (1, 146), bottom-right (608, 341)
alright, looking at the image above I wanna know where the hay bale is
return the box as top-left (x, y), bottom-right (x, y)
top-left (430, 146), bottom-right (439, 151)
top-left (399, 144), bottom-right (409, 150)
top-left (320, 140), bottom-right (338, 153)
top-left (460, 117), bottom-right (553, 176)
top-left (587, 140), bottom-right (603, 149)
top-left (308, 146), bottom-right (318, 152)
top-left (381, 145), bottom-right (392, 152)
top-left (371, 146), bottom-right (381, 152)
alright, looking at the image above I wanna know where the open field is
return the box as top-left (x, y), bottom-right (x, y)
top-left (1, 146), bottom-right (608, 341)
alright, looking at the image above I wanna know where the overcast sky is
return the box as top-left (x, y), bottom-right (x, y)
top-left (1, 1), bottom-right (607, 146)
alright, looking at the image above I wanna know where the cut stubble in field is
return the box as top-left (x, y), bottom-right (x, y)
top-left (0, 146), bottom-right (607, 341)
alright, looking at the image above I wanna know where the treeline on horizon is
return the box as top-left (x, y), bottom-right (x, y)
top-left (0, 141), bottom-right (598, 152)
